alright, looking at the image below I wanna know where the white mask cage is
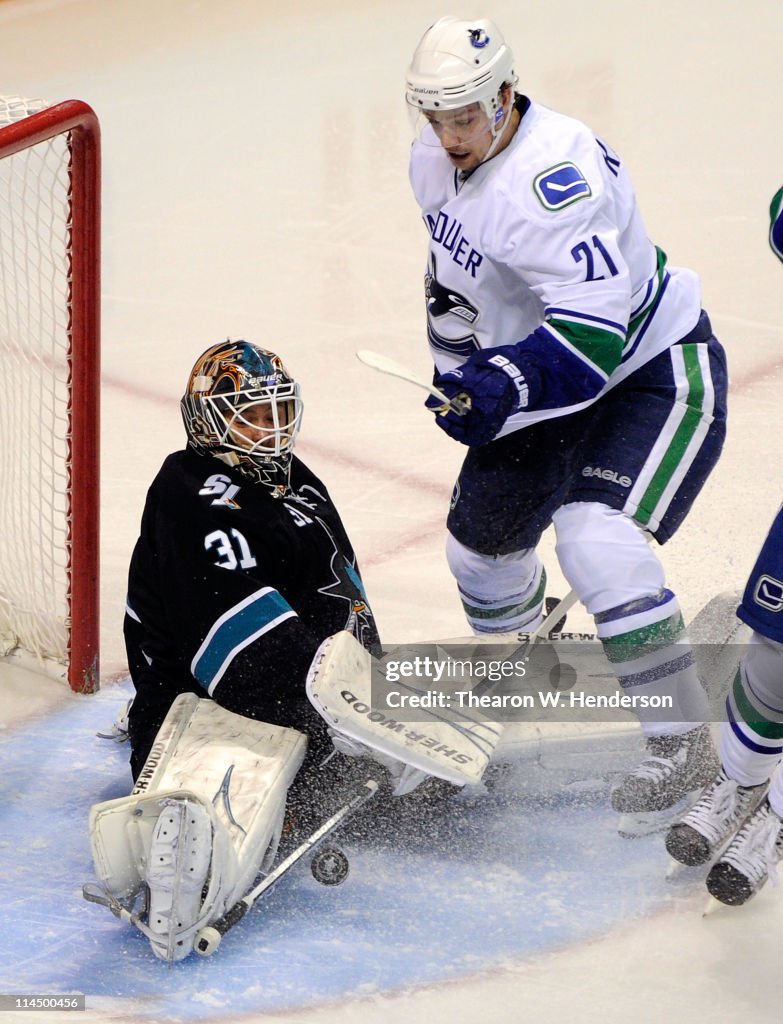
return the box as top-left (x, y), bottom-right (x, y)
top-left (202, 382), bottom-right (303, 461)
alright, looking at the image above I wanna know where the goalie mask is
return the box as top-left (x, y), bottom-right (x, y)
top-left (181, 340), bottom-right (303, 494)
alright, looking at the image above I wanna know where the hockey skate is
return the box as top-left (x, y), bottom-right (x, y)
top-left (706, 798), bottom-right (783, 906)
top-left (664, 768), bottom-right (769, 867)
top-left (96, 696), bottom-right (132, 742)
top-left (611, 724), bottom-right (719, 837)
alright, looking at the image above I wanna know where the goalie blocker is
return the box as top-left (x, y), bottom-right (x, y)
top-left (306, 630), bottom-right (504, 792)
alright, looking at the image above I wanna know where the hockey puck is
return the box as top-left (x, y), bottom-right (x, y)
top-left (311, 846), bottom-right (349, 886)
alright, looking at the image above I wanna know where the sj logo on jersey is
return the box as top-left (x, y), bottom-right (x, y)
top-left (534, 162), bottom-right (592, 211)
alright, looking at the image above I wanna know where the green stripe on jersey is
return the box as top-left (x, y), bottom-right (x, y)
top-left (633, 344), bottom-right (706, 527)
top-left (732, 668), bottom-right (783, 740)
top-left (769, 186), bottom-right (783, 226)
top-left (627, 246), bottom-right (667, 339)
top-left (546, 318), bottom-right (624, 376)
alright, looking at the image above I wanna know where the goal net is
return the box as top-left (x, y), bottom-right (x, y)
top-left (0, 96), bottom-right (100, 694)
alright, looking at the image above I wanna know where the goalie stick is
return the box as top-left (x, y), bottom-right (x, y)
top-left (355, 349), bottom-right (470, 415)
top-left (193, 778), bottom-right (379, 956)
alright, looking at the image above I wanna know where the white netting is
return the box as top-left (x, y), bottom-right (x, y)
top-left (0, 96), bottom-right (72, 665)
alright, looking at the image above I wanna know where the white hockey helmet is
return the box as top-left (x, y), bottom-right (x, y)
top-left (405, 16), bottom-right (517, 128)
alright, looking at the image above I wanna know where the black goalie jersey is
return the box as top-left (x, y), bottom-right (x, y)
top-left (124, 447), bottom-right (380, 777)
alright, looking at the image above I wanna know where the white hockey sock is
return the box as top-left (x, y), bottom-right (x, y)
top-left (721, 633), bottom-right (783, 788)
top-left (553, 501), bottom-right (709, 736)
top-left (594, 590), bottom-right (711, 736)
top-left (446, 535), bottom-right (545, 635)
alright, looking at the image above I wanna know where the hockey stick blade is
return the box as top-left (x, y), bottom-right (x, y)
top-left (355, 349), bottom-right (469, 416)
top-left (194, 779), bottom-right (379, 956)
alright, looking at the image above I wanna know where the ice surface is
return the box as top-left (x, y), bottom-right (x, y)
top-left (1, 0), bottom-right (783, 1021)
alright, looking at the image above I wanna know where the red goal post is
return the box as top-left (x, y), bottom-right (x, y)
top-left (0, 97), bottom-right (100, 694)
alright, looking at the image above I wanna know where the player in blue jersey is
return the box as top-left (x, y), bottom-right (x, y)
top-left (124, 340), bottom-right (381, 786)
top-left (665, 191), bottom-right (783, 904)
top-left (404, 16), bottom-right (729, 833)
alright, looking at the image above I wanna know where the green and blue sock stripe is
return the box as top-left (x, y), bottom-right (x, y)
top-left (612, 650), bottom-right (696, 692)
top-left (460, 568), bottom-right (547, 633)
top-left (192, 586), bottom-right (296, 695)
top-left (725, 664), bottom-right (783, 755)
top-left (593, 589), bottom-right (682, 640)
top-left (595, 590), bottom-right (692, 689)
top-left (598, 611), bottom-right (687, 664)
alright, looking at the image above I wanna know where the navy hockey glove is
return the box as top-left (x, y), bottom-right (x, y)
top-left (425, 348), bottom-right (533, 446)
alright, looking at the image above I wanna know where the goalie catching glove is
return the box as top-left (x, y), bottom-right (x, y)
top-left (306, 631), bottom-right (504, 794)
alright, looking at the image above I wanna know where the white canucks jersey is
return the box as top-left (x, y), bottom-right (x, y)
top-left (408, 98), bottom-right (703, 435)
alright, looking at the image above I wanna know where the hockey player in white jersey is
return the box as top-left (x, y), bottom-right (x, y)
top-left (665, 191), bottom-right (783, 905)
top-left (404, 17), bottom-right (729, 834)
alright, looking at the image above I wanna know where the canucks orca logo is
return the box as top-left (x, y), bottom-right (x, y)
top-left (425, 254), bottom-right (481, 359)
top-left (468, 28), bottom-right (490, 49)
top-left (425, 254), bottom-right (479, 323)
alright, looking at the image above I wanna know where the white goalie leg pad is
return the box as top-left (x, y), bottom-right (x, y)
top-left (88, 693), bottom-right (307, 960)
top-left (146, 796), bottom-right (214, 962)
top-left (306, 631), bottom-right (503, 789)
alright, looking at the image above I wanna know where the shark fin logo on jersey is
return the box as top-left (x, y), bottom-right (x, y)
top-left (534, 162), bottom-right (592, 211)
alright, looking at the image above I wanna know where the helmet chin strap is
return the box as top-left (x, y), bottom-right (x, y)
top-left (479, 97), bottom-right (515, 165)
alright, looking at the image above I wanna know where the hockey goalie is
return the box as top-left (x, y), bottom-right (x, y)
top-left (83, 340), bottom-right (502, 961)
top-left (85, 632), bottom-right (501, 961)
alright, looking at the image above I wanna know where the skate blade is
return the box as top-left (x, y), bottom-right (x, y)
top-left (666, 857), bottom-right (692, 882)
top-left (616, 789), bottom-right (707, 839)
top-left (703, 894), bottom-right (729, 917)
